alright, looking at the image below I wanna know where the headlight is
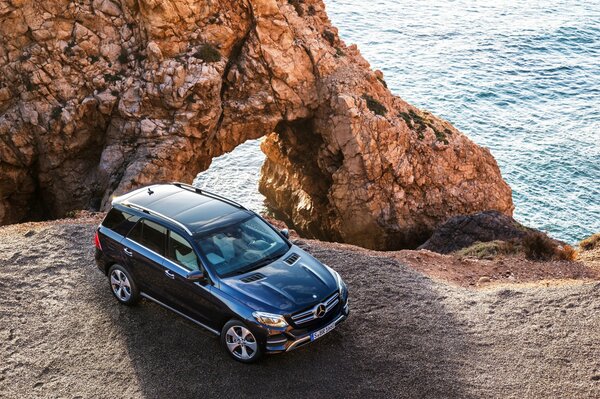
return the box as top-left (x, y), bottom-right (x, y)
top-left (252, 311), bottom-right (288, 327)
top-left (332, 269), bottom-right (348, 297)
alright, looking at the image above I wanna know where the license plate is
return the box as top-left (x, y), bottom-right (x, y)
top-left (310, 322), bottom-right (336, 341)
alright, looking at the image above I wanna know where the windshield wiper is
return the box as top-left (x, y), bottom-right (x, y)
top-left (235, 252), bottom-right (285, 275)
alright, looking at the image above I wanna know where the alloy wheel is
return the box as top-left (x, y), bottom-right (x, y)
top-left (225, 325), bottom-right (258, 360)
top-left (110, 269), bottom-right (132, 302)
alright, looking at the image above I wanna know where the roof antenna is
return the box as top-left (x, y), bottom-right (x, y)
top-left (147, 188), bottom-right (154, 195)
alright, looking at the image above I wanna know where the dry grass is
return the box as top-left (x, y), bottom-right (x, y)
top-left (455, 240), bottom-right (517, 259)
top-left (521, 231), bottom-right (576, 261)
top-left (579, 233), bottom-right (600, 251)
top-left (455, 232), bottom-right (576, 262)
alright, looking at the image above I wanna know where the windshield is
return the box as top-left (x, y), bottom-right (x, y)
top-left (195, 215), bottom-right (290, 277)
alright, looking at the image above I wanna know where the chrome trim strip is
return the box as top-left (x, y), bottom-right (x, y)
top-left (291, 309), bottom-right (314, 320)
top-left (325, 299), bottom-right (339, 311)
top-left (140, 292), bottom-right (220, 335)
top-left (122, 201), bottom-right (193, 235)
top-left (291, 292), bottom-right (340, 324)
top-left (286, 313), bottom-right (346, 352)
top-left (286, 336), bottom-right (310, 351)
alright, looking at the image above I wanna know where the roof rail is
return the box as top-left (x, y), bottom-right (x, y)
top-left (121, 201), bottom-right (193, 235)
top-left (171, 182), bottom-right (245, 210)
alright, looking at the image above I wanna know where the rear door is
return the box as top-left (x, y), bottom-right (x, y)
top-left (122, 219), bottom-right (169, 300)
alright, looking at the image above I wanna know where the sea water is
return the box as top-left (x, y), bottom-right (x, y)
top-left (195, 0), bottom-right (600, 244)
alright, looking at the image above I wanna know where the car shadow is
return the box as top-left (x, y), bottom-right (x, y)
top-left (102, 242), bottom-right (473, 399)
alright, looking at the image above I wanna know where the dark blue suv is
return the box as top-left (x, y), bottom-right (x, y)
top-left (94, 183), bottom-right (349, 362)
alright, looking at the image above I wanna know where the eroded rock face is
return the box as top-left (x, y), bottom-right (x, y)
top-left (0, 0), bottom-right (513, 249)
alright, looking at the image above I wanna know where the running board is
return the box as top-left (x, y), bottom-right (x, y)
top-left (140, 292), bottom-right (220, 336)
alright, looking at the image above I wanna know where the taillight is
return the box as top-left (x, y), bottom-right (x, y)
top-left (94, 230), bottom-right (102, 251)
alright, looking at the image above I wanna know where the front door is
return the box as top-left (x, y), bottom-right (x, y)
top-left (161, 230), bottom-right (224, 330)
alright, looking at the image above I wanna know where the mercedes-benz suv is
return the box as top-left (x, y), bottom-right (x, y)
top-left (94, 182), bottom-right (349, 362)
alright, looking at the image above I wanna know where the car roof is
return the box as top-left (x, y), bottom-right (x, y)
top-left (112, 183), bottom-right (253, 235)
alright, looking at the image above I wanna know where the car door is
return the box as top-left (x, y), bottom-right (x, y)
top-left (98, 208), bottom-right (140, 265)
top-left (122, 218), bottom-right (170, 301)
top-left (162, 229), bottom-right (225, 330)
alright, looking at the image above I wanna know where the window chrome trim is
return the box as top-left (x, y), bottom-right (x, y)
top-left (140, 292), bottom-right (220, 335)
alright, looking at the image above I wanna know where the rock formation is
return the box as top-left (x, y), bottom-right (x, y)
top-left (417, 211), bottom-right (533, 254)
top-left (0, 0), bottom-right (513, 249)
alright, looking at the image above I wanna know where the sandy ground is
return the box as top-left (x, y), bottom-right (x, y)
top-left (1, 220), bottom-right (599, 398)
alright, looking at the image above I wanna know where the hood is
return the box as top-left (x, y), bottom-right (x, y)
top-left (220, 245), bottom-right (338, 313)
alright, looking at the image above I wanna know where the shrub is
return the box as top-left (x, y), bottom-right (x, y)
top-left (89, 55), bottom-right (100, 63)
top-left (322, 30), bottom-right (335, 45)
top-left (335, 47), bottom-right (345, 57)
top-left (521, 231), bottom-right (574, 261)
top-left (362, 94), bottom-right (387, 116)
top-left (398, 109), bottom-right (449, 143)
top-left (579, 233), bottom-right (600, 251)
top-left (555, 244), bottom-right (577, 261)
top-left (193, 44), bottom-right (221, 63)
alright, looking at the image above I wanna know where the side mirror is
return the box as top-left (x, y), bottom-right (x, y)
top-left (280, 228), bottom-right (289, 239)
top-left (186, 270), bottom-right (206, 282)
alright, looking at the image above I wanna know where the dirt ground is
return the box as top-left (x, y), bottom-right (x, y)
top-left (1, 220), bottom-right (599, 398)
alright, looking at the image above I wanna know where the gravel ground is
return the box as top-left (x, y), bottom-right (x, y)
top-left (0, 222), bottom-right (599, 398)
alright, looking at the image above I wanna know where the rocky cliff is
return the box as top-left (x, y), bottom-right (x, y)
top-left (0, 0), bottom-right (513, 249)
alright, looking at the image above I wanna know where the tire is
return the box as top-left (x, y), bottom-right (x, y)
top-left (108, 264), bottom-right (140, 305)
top-left (221, 320), bottom-right (262, 363)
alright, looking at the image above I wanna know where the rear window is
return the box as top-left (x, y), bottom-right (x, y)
top-left (127, 219), bottom-right (167, 255)
top-left (102, 209), bottom-right (140, 236)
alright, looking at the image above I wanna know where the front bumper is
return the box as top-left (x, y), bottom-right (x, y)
top-left (263, 302), bottom-right (350, 354)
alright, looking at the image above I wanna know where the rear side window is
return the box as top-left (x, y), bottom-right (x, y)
top-left (127, 219), bottom-right (167, 255)
top-left (167, 231), bottom-right (200, 271)
top-left (102, 209), bottom-right (140, 236)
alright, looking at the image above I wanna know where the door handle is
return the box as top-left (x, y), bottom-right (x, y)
top-left (164, 270), bottom-right (175, 279)
top-left (123, 248), bottom-right (133, 257)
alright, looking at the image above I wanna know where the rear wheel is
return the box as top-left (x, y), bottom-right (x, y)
top-left (221, 320), bottom-right (262, 363)
top-left (108, 264), bottom-right (140, 305)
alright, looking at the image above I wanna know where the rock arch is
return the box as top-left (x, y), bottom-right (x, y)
top-left (0, 0), bottom-right (513, 249)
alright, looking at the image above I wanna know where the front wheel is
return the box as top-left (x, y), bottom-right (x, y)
top-left (221, 320), bottom-right (262, 363)
top-left (108, 264), bottom-right (140, 305)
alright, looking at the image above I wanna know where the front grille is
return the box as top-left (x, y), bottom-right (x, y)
top-left (290, 292), bottom-right (340, 325)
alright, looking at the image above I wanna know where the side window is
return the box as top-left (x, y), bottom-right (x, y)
top-left (127, 219), bottom-right (167, 255)
top-left (127, 220), bottom-right (143, 243)
top-left (167, 231), bottom-right (200, 271)
top-left (102, 209), bottom-right (140, 236)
